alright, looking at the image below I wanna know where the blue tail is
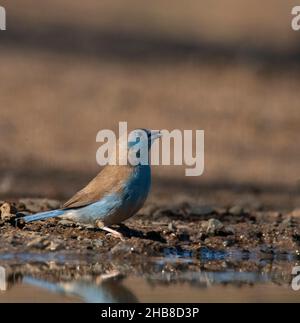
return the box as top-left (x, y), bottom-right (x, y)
top-left (23, 209), bottom-right (65, 223)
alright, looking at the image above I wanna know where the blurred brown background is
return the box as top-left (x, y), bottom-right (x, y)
top-left (0, 1), bottom-right (299, 210)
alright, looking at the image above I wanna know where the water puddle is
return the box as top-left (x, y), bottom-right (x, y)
top-left (0, 248), bottom-right (299, 302)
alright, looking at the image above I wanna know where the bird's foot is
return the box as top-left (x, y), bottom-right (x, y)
top-left (95, 220), bottom-right (126, 241)
top-left (102, 226), bottom-right (125, 241)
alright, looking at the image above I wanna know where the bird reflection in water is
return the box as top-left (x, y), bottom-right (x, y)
top-left (0, 266), bottom-right (138, 303)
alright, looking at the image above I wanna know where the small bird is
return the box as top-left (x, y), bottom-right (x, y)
top-left (21, 129), bottom-right (161, 239)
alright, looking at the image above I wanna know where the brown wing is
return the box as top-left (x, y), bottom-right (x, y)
top-left (62, 188), bottom-right (105, 209)
top-left (62, 165), bottom-right (132, 210)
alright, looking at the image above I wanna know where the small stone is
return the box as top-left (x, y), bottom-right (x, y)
top-left (197, 232), bottom-right (207, 241)
top-left (46, 199), bottom-right (61, 210)
top-left (229, 205), bottom-right (244, 216)
top-left (177, 232), bottom-right (190, 241)
top-left (224, 226), bottom-right (235, 235)
top-left (27, 237), bottom-right (50, 249)
top-left (111, 242), bottom-right (133, 255)
top-left (46, 240), bottom-right (63, 251)
top-left (16, 202), bottom-right (26, 211)
top-left (223, 239), bottom-right (235, 247)
top-left (19, 199), bottom-right (44, 213)
top-left (248, 214), bottom-right (257, 223)
top-left (292, 234), bottom-right (300, 242)
top-left (205, 218), bottom-right (224, 235)
top-left (169, 232), bottom-right (177, 239)
top-left (0, 202), bottom-right (17, 221)
top-left (168, 222), bottom-right (177, 231)
top-left (93, 240), bottom-right (104, 248)
top-left (255, 231), bottom-right (263, 239)
top-left (11, 234), bottom-right (23, 246)
top-left (282, 216), bottom-right (294, 227)
top-left (223, 240), bottom-right (229, 247)
top-left (190, 205), bottom-right (215, 216)
top-left (59, 219), bottom-right (74, 227)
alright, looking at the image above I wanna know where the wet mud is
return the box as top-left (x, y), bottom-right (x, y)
top-left (0, 199), bottom-right (299, 262)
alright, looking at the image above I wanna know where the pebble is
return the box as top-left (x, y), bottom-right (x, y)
top-left (292, 234), bottom-right (300, 243)
top-left (189, 205), bottom-right (215, 216)
top-left (46, 240), bottom-right (64, 251)
top-left (111, 242), bottom-right (133, 255)
top-left (229, 205), bottom-right (244, 216)
top-left (46, 199), bottom-right (61, 210)
top-left (19, 199), bottom-right (44, 213)
top-left (26, 237), bottom-right (50, 249)
top-left (224, 226), bottom-right (235, 235)
top-left (168, 222), bottom-right (177, 231)
top-left (223, 239), bottom-right (236, 247)
top-left (205, 218), bottom-right (224, 235)
top-left (0, 202), bottom-right (17, 221)
top-left (93, 240), bottom-right (104, 248)
top-left (281, 216), bottom-right (294, 227)
top-left (58, 219), bottom-right (74, 227)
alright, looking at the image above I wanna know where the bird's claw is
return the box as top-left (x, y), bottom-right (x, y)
top-left (106, 232), bottom-right (125, 241)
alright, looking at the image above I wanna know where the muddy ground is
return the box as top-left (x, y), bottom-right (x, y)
top-left (1, 199), bottom-right (299, 260)
top-left (0, 197), bottom-right (299, 299)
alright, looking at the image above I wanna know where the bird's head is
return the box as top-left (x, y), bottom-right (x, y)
top-left (117, 128), bottom-right (161, 166)
top-left (128, 128), bottom-right (161, 150)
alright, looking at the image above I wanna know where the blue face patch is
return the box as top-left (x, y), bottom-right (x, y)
top-left (128, 130), bottom-right (150, 148)
top-left (128, 136), bottom-right (141, 149)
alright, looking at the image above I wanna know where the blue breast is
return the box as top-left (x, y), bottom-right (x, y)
top-left (122, 164), bottom-right (151, 214)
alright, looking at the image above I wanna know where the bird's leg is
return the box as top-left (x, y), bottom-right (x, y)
top-left (95, 220), bottom-right (125, 241)
top-left (102, 226), bottom-right (125, 240)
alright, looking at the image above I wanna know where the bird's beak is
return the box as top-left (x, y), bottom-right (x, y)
top-left (150, 130), bottom-right (162, 140)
